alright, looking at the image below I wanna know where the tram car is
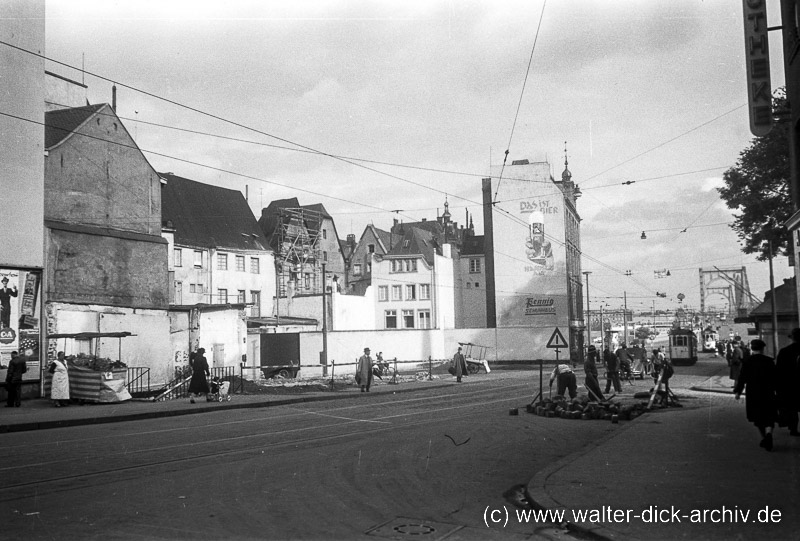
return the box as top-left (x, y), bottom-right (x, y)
top-left (668, 327), bottom-right (698, 366)
top-left (701, 328), bottom-right (719, 353)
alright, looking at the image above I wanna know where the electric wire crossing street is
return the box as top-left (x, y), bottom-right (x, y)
top-left (485, 506), bottom-right (783, 528)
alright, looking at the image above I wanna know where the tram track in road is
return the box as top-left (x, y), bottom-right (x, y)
top-left (0, 385), bottom-right (537, 498)
top-left (0, 379), bottom-right (534, 453)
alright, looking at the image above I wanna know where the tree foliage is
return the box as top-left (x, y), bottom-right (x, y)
top-left (719, 89), bottom-right (793, 261)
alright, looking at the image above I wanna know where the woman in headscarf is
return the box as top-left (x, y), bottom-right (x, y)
top-left (188, 347), bottom-right (210, 403)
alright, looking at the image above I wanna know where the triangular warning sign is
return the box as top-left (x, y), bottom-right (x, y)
top-left (546, 327), bottom-right (568, 349)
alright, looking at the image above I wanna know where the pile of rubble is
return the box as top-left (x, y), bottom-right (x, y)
top-left (525, 395), bottom-right (648, 423)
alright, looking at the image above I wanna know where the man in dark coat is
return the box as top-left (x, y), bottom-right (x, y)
top-left (603, 346), bottom-right (621, 394)
top-left (584, 345), bottom-right (605, 401)
top-left (734, 339), bottom-right (778, 451)
top-left (5, 351), bottom-right (26, 407)
top-left (775, 328), bottom-right (800, 437)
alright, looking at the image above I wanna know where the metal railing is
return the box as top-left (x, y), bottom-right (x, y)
top-left (153, 366), bottom-right (237, 401)
top-left (126, 367), bottom-right (150, 395)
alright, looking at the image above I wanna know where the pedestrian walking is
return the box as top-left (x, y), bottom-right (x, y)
top-left (356, 347), bottom-right (373, 392)
top-left (49, 351), bottom-right (70, 407)
top-left (188, 347), bottom-right (210, 403)
top-left (603, 346), bottom-right (622, 394)
top-left (730, 337), bottom-right (745, 386)
top-left (4, 350), bottom-right (26, 407)
top-left (550, 363), bottom-right (577, 399)
top-left (775, 328), bottom-right (800, 437)
top-left (451, 346), bottom-right (468, 382)
top-left (583, 345), bottom-right (605, 401)
top-left (734, 339), bottom-right (778, 451)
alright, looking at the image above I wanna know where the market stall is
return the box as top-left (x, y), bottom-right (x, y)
top-left (44, 332), bottom-right (135, 403)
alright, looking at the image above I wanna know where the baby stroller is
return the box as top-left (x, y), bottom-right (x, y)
top-left (208, 376), bottom-right (232, 402)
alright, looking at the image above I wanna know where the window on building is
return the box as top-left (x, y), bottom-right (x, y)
top-left (235, 255), bottom-right (245, 272)
top-left (323, 251), bottom-right (328, 262)
top-left (391, 285), bottom-right (402, 301)
top-left (406, 284), bottom-right (416, 300)
top-left (190, 283), bottom-right (196, 293)
top-left (194, 250), bottom-right (203, 268)
top-left (354, 264), bottom-right (362, 276)
top-left (419, 284), bottom-right (430, 300)
top-left (418, 310), bottom-right (431, 329)
top-left (174, 248), bottom-right (182, 267)
top-left (405, 259), bottom-right (412, 272)
top-left (474, 282), bottom-right (480, 288)
top-left (368, 244), bottom-right (375, 253)
top-left (250, 257), bottom-right (260, 274)
top-left (197, 283), bottom-right (204, 293)
top-left (174, 281), bottom-right (182, 304)
top-left (378, 286), bottom-right (388, 301)
top-left (251, 290), bottom-right (261, 317)
top-left (237, 290), bottom-right (246, 303)
top-left (217, 288), bottom-right (228, 304)
top-left (402, 309), bottom-right (414, 328)
top-left (385, 310), bottom-right (397, 329)
top-left (391, 260), bottom-right (396, 272)
top-left (304, 274), bottom-right (311, 290)
top-left (466, 282), bottom-right (472, 289)
top-left (217, 253), bottom-right (228, 271)
top-left (469, 258), bottom-right (481, 273)
top-left (323, 229), bottom-right (327, 239)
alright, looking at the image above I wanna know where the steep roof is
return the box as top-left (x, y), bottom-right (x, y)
top-left (160, 173), bottom-right (269, 251)
top-left (45, 103), bottom-right (107, 149)
top-left (460, 235), bottom-right (485, 256)
top-left (750, 277), bottom-right (797, 317)
top-left (386, 227), bottom-right (438, 265)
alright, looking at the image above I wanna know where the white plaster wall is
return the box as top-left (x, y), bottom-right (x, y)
top-left (49, 302), bottom-right (173, 386)
top-left (331, 287), bottom-right (376, 330)
top-left (198, 309), bottom-right (247, 368)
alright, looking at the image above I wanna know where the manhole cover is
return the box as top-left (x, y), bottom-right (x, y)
top-left (367, 517), bottom-right (461, 540)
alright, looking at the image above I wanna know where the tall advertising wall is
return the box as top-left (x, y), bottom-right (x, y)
top-left (0, 269), bottom-right (42, 381)
top-left (487, 162), bottom-right (568, 328)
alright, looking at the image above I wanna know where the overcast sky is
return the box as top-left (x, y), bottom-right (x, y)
top-left (44, 0), bottom-right (792, 315)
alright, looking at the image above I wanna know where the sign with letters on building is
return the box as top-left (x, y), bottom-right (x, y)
top-left (742, 0), bottom-right (773, 136)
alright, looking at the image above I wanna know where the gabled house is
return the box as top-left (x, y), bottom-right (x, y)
top-left (370, 227), bottom-right (455, 330)
top-left (44, 103), bottom-right (173, 384)
top-left (346, 224), bottom-right (397, 295)
top-left (160, 173), bottom-right (275, 318)
top-left (258, 198), bottom-right (346, 320)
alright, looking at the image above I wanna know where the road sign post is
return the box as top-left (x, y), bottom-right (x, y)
top-left (545, 327), bottom-right (569, 395)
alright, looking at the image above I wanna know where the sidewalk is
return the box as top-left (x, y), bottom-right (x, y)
top-left (0, 375), bottom-right (456, 433)
top-left (527, 373), bottom-right (800, 541)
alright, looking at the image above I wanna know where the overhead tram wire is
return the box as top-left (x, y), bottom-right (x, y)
top-left (2, 41), bottom-right (493, 211)
top-left (1, 110), bottom-right (403, 219)
top-left (19, 45), bottom-right (661, 294)
top-left (492, 0), bottom-right (547, 203)
top-left (578, 103), bottom-right (746, 188)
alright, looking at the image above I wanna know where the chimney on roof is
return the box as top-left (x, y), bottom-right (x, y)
top-left (112, 84), bottom-right (116, 112)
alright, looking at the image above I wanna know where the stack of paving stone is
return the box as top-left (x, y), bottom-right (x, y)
top-left (525, 395), bottom-right (647, 423)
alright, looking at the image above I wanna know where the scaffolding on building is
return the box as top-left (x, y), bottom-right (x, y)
top-left (271, 207), bottom-right (323, 298)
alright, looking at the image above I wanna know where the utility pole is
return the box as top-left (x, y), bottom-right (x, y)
top-left (322, 263), bottom-right (328, 377)
top-left (623, 291), bottom-right (628, 346)
top-left (600, 304), bottom-right (605, 353)
top-left (583, 271), bottom-right (592, 347)
top-left (767, 240), bottom-right (779, 357)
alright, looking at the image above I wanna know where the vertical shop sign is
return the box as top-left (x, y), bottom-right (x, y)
top-left (742, 0), bottom-right (773, 136)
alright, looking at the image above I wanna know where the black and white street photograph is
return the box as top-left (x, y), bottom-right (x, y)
top-left (2, 1), bottom-right (799, 540)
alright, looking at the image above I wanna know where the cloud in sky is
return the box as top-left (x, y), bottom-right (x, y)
top-left (43, 0), bottom-right (791, 310)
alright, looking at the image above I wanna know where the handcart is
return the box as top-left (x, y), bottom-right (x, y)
top-left (458, 342), bottom-right (492, 374)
